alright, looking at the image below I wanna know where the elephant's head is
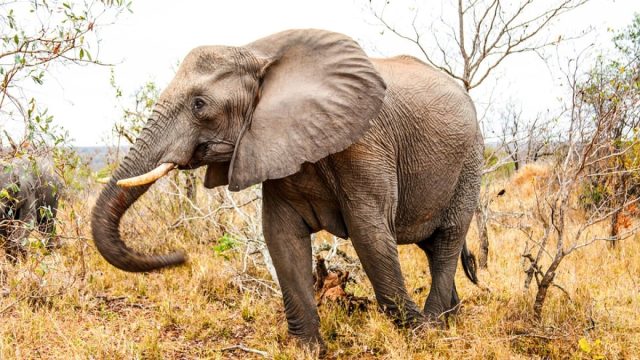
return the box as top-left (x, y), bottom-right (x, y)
top-left (91, 29), bottom-right (387, 272)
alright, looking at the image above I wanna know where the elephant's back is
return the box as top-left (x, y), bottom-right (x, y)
top-left (370, 55), bottom-right (478, 151)
top-left (1, 158), bottom-right (59, 193)
top-left (367, 56), bottom-right (481, 243)
top-left (370, 55), bottom-right (477, 133)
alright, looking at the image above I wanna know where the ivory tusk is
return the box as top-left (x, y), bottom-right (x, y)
top-left (117, 163), bottom-right (175, 187)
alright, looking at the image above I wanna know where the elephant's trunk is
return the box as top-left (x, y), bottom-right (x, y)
top-left (91, 126), bottom-right (186, 272)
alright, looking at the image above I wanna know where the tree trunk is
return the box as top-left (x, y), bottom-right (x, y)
top-left (608, 169), bottom-right (627, 248)
top-left (609, 207), bottom-right (620, 247)
top-left (475, 204), bottom-right (489, 268)
top-left (185, 172), bottom-right (197, 202)
top-left (533, 252), bottom-right (564, 320)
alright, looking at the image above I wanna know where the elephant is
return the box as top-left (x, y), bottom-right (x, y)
top-left (1, 157), bottom-right (61, 262)
top-left (91, 29), bottom-right (482, 350)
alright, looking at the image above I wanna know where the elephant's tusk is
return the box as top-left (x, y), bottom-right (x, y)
top-left (117, 163), bottom-right (175, 187)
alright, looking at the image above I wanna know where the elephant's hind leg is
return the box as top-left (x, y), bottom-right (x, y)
top-left (418, 138), bottom-right (481, 320)
top-left (418, 227), bottom-right (467, 319)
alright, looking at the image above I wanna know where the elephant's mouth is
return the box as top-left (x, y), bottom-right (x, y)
top-left (179, 140), bottom-right (235, 170)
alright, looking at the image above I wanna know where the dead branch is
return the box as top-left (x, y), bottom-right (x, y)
top-left (370, 0), bottom-right (590, 91)
top-left (217, 344), bottom-right (269, 358)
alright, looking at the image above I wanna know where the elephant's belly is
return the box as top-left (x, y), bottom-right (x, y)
top-left (396, 220), bottom-right (440, 244)
top-left (394, 165), bottom-right (462, 244)
top-left (272, 166), bottom-right (349, 239)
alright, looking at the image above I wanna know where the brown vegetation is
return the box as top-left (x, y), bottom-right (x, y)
top-left (0, 165), bottom-right (638, 359)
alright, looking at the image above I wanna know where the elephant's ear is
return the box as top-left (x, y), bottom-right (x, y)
top-left (203, 162), bottom-right (230, 188)
top-left (228, 29), bottom-right (386, 191)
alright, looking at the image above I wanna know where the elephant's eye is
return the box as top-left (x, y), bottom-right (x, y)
top-left (193, 97), bottom-right (206, 112)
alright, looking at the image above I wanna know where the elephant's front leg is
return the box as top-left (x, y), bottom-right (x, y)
top-left (4, 218), bottom-right (31, 263)
top-left (262, 183), bottom-right (322, 349)
top-left (332, 147), bottom-right (423, 326)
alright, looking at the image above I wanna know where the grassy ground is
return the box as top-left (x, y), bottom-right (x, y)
top-left (0, 166), bottom-right (638, 359)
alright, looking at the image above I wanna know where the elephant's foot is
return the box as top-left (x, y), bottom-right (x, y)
top-left (423, 302), bottom-right (460, 328)
top-left (422, 310), bottom-right (448, 327)
top-left (423, 284), bottom-right (462, 323)
top-left (290, 331), bottom-right (326, 358)
top-left (379, 301), bottom-right (426, 328)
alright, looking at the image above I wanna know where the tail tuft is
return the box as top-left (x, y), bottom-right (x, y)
top-left (461, 242), bottom-right (478, 285)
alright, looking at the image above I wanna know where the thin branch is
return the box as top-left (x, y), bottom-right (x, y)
top-left (217, 344), bottom-right (269, 358)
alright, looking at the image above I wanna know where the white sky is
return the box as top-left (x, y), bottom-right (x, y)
top-left (17, 0), bottom-right (640, 146)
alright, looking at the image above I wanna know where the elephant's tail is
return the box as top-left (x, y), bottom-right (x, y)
top-left (461, 242), bottom-right (478, 285)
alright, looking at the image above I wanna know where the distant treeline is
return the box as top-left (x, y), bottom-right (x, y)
top-left (74, 146), bottom-right (129, 170)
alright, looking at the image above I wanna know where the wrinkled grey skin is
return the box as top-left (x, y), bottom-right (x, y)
top-left (91, 29), bottom-right (482, 349)
top-left (0, 158), bottom-right (60, 262)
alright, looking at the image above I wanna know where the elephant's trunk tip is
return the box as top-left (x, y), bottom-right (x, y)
top-left (159, 250), bottom-right (188, 268)
top-left (100, 249), bottom-right (188, 273)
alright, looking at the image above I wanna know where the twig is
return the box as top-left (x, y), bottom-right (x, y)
top-left (501, 332), bottom-right (568, 342)
top-left (551, 283), bottom-right (572, 302)
top-left (217, 344), bottom-right (269, 358)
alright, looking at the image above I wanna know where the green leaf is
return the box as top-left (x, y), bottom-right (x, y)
top-left (79, 48), bottom-right (84, 60)
top-left (212, 233), bottom-right (237, 257)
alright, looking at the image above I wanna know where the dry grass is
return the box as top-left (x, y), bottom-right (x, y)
top-left (0, 167), bottom-right (639, 359)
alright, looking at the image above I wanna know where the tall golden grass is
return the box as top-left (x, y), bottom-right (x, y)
top-left (0, 165), bottom-right (638, 359)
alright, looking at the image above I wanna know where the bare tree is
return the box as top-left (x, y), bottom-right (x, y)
top-left (499, 103), bottom-right (557, 171)
top-left (576, 22), bottom-right (640, 245)
top-left (518, 49), bottom-right (640, 319)
top-left (370, 0), bottom-right (589, 91)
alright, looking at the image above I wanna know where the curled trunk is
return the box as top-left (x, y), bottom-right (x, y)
top-left (91, 134), bottom-right (186, 272)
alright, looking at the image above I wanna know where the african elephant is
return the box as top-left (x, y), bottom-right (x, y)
top-left (91, 29), bottom-right (482, 350)
top-left (1, 157), bottom-right (61, 262)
